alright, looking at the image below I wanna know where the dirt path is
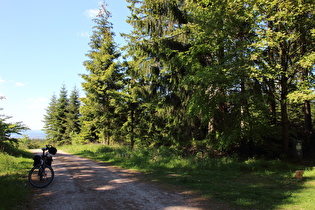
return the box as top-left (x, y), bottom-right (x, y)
top-left (26, 150), bottom-right (231, 210)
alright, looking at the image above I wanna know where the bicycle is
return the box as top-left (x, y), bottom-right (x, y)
top-left (28, 145), bottom-right (57, 188)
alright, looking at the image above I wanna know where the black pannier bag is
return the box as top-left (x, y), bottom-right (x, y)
top-left (48, 147), bottom-right (57, 155)
top-left (33, 155), bottom-right (41, 166)
top-left (46, 156), bottom-right (53, 166)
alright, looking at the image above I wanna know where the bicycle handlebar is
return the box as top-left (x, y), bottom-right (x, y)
top-left (41, 145), bottom-right (57, 155)
top-left (41, 145), bottom-right (54, 151)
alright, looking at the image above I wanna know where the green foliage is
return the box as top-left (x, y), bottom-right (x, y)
top-left (44, 0), bottom-right (315, 158)
top-left (120, 0), bottom-right (315, 156)
top-left (250, 0), bottom-right (315, 152)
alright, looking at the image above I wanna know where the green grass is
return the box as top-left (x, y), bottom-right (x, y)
top-left (0, 149), bottom-right (34, 210)
top-left (61, 144), bottom-right (315, 209)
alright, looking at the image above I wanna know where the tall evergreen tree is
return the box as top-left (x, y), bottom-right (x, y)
top-left (55, 85), bottom-right (69, 145)
top-left (43, 85), bottom-right (72, 145)
top-left (43, 94), bottom-right (59, 143)
top-left (80, 3), bottom-right (123, 145)
top-left (124, 0), bottom-right (199, 148)
top-left (65, 87), bottom-right (81, 142)
top-left (125, 0), bottom-right (261, 152)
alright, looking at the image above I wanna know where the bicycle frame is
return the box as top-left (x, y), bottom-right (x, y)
top-left (29, 145), bottom-right (56, 188)
top-left (40, 147), bottom-right (48, 165)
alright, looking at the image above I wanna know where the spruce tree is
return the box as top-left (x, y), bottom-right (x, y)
top-left (43, 85), bottom-right (70, 145)
top-left (124, 0), bottom-right (195, 148)
top-left (65, 87), bottom-right (81, 143)
top-left (80, 3), bottom-right (123, 145)
top-left (55, 85), bottom-right (69, 145)
top-left (43, 94), bottom-right (59, 144)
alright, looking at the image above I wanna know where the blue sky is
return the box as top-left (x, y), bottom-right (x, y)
top-left (0, 0), bottom-right (131, 130)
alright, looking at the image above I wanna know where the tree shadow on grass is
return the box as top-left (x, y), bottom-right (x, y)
top-left (0, 163), bottom-right (32, 209)
top-left (0, 142), bottom-right (34, 158)
top-left (143, 159), bottom-right (314, 209)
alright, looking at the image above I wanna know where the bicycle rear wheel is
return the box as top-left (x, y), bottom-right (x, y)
top-left (28, 164), bottom-right (54, 188)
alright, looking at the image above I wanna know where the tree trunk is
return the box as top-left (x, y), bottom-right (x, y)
top-left (304, 100), bottom-right (312, 133)
top-left (280, 75), bottom-right (289, 153)
top-left (268, 79), bottom-right (277, 124)
top-left (299, 12), bottom-right (312, 134)
top-left (130, 109), bottom-right (135, 149)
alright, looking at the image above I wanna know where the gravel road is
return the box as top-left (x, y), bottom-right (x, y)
top-left (26, 150), bottom-right (232, 210)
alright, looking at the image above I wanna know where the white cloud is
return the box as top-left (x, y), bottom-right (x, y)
top-left (15, 82), bottom-right (25, 87)
top-left (85, 9), bottom-right (99, 18)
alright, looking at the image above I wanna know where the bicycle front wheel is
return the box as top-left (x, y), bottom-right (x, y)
top-left (28, 164), bottom-right (54, 188)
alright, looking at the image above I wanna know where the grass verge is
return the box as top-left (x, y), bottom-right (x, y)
top-left (61, 144), bottom-right (315, 209)
top-left (0, 148), bottom-right (34, 210)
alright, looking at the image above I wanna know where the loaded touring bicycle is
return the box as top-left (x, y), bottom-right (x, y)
top-left (28, 145), bottom-right (57, 188)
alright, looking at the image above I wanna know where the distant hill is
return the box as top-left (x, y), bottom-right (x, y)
top-left (11, 130), bottom-right (46, 139)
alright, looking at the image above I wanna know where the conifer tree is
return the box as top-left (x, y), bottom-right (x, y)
top-left (43, 85), bottom-right (71, 145)
top-left (65, 87), bottom-right (81, 143)
top-left (43, 94), bottom-right (58, 143)
top-left (124, 0), bottom-right (196, 148)
top-left (55, 85), bottom-right (69, 144)
top-left (80, 3), bottom-right (123, 145)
